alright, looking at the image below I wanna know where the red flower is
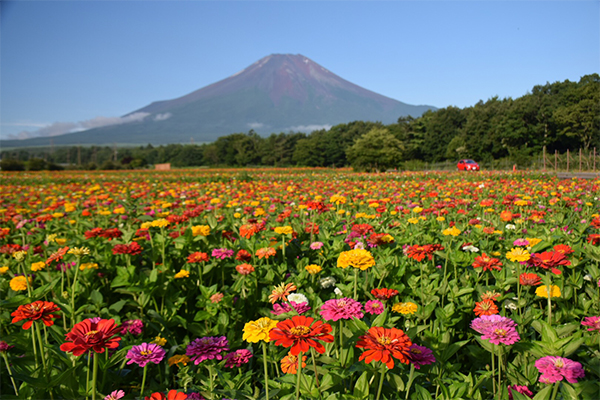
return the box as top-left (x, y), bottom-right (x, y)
top-left (552, 244), bottom-right (574, 255)
top-left (405, 244), bottom-right (444, 262)
top-left (84, 227), bottom-right (105, 239)
top-left (269, 315), bottom-right (334, 356)
top-left (46, 246), bottom-right (69, 265)
top-left (112, 242), bottom-right (142, 255)
top-left (235, 249), bottom-right (252, 261)
top-left (371, 288), bottom-right (399, 301)
top-left (588, 234), bottom-right (600, 245)
top-left (356, 327), bottom-right (412, 369)
top-left (187, 252), bottom-right (209, 263)
top-left (473, 299), bottom-right (499, 316)
top-left (305, 223), bottom-right (319, 235)
top-left (520, 273), bottom-right (541, 286)
top-left (145, 390), bottom-right (188, 400)
top-left (527, 251), bottom-right (570, 275)
top-left (351, 224), bottom-right (374, 237)
top-left (472, 253), bottom-right (503, 272)
top-left (99, 228), bottom-right (123, 240)
top-left (60, 319), bottom-right (122, 356)
top-left (11, 301), bottom-right (61, 330)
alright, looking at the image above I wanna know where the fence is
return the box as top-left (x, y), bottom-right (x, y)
top-left (542, 147), bottom-right (598, 173)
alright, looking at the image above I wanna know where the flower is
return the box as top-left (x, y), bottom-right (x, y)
top-left (269, 315), bottom-right (334, 355)
top-left (508, 386), bottom-right (533, 400)
top-left (442, 226), bottom-right (461, 236)
top-left (11, 301), bottom-right (61, 330)
top-left (151, 336), bottom-right (167, 346)
top-left (31, 261), bottom-right (46, 272)
top-left (310, 242), bottom-right (324, 250)
top-left (0, 341), bottom-right (14, 353)
top-left (235, 249), bottom-right (252, 261)
top-left (337, 249), bottom-right (375, 270)
top-left (168, 354), bottom-right (190, 367)
top-left (0, 266), bottom-right (9, 274)
top-left (274, 226), bottom-right (293, 235)
top-left (305, 264), bottom-right (322, 275)
top-left (371, 288), bottom-right (399, 301)
top-left (581, 316), bottom-right (600, 332)
top-left (405, 244), bottom-right (444, 262)
top-left (235, 263), bottom-right (254, 275)
top-left (471, 315), bottom-right (520, 345)
top-left (60, 319), bottom-right (122, 356)
top-left (506, 248), bottom-right (530, 263)
top-left (144, 390), bottom-right (188, 400)
top-left (535, 356), bottom-right (585, 383)
top-left (211, 248), bottom-right (234, 259)
top-left (319, 298), bottom-right (364, 321)
top-left (112, 242), bottom-right (142, 256)
top-left (243, 317), bottom-right (278, 343)
top-left (535, 285), bottom-right (561, 298)
top-left (268, 282), bottom-right (297, 303)
top-left (224, 349), bottom-right (253, 368)
top-left (210, 293), bottom-right (224, 303)
top-left (187, 252), bottom-right (209, 263)
top-left (80, 262), bottom-right (99, 271)
top-left (527, 250), bottom-right (570, 275)
top-left (13, 250), bottom-right (27, 262)
top-left (280, 351), bottom-right (307, 374)
top-left (68, 247), bottom-right (91, 258)
top-left (186, 336), bottom-right (229, 365)
top-left (472, 254), bottom-right (503, 272)
top-left (174, 269), bottom-right (190, 279)
top-left (104, 390), bottom-right (126, 400)
top-left (473, 299), bottom-right (499, 316)
top-left (256, 247), bottom-right (276, 259)
top-left (365, 300), bottom-right (385, 315)
top-left (392, 302), bottom-right (418, 315)
top-left (191, 225), bottom-right (211, 236)
top-left (126, 342), bottom-right (166, 367)
top-left (150, 219), bottom-right (169, 228)
top-left (520, 273), bottom-right (541, 286)
top-left (121, 319), bottom-right (144, 335)
top-left (46, 246), bottom-right (69, 265)
top-left (356, 327), bottom-right (412, 369)
top-left (319, 276), bottom-right (336, 288)
top-left (9, 276), bottom-right (30, 291)
top-left (406, 344), bottom-right (436, 369)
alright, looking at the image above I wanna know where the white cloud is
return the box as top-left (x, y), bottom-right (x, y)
top-left (286, 124), bottom-right (332, 133)
top-left (247, 122), bottom-right (265, 129)
top-left (154, 113), bottom-right (172, 121)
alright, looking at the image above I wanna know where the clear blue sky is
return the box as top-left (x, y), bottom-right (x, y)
top-left (1, 0), bottom-right (599, 140)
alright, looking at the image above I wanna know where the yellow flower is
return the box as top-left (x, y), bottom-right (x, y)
top-left (234, 212), bottom-right (242, 219)
top-left (381, 234), bottom-right (394, 243)
top-left (535, 285), bottom-right (561, 299)
top-left (337, 249), bottom-right (375, 271)
top-left (243, 317), bottom-right (278, 343)
top-left (79, 262), bottom-right (99, 271)
top-left (10, 276), bottom-right (31, 291)
top-left (151, 336), bottom-right (167, 346)
top-left (392, 302), bottom-right (418, 315)
top-left (337, 210), bottom-right (346, 215)
top-left (210, 198), bottom-right (221, 204)
top-left (174, 270), bottom-right (190, 279)
top-left (168, 355), bottom-right (190, 367)
top-left (254, 208), bottom-right (265, 216)
top-left (514, 200), bottom-right (528, 206)
top-left (151, 219), bottom-right (169, 228)
top-left (31, 261), bottom-right (46, 272)
top-left (113, 207), bottom-right (125, 214)
top-left (330, 195), bottom-right (346, 205)
top-left (191, 225), bottom-right (211, 237)
top-left (442, 226), bottom-right (461, 236)
top-left (305, 264), bottom-right (322, 275)
top-left (436, 216), bottom-right (445, 222)
top-left (0, 266), bottom-right (9, 274)
top-left (407, 218), bottom-right (419, 224)
top-left (55, 238), bottom-right (67, 245)
top-left (526, 238), bottom-right (542, 248)
top-left (13, 251), bottom-right (27, 262)
top-left (46, 234), bottom-right (57, 243)
top-left (68, 247), bottom-right (91, 258)
top-left (141, 222), bottom-right (152, 230)
top-left (506, 248), bottom-right (531, 262)
top-left (52, 212), bottom-right (64, 218)
top-left (274, 226), bottom-right (293, 235)
top-left (413, 207), bottom-right (423, 214)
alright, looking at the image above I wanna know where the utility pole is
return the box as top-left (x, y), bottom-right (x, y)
top-left (77, 145), bottom-right (81, 166)
top-left (113, 143), bottom-right (118, 163)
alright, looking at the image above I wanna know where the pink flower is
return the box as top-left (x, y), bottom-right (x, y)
top-left (364, 300), bottom-right (384, 315)
top-left (104, 390), bottom-right (125, 400)
top-left (319, 298), bottom-right (364, 321)
top-left (224, 349), bottom-right (253, 368)
top-left (471, 315), bottom-right (520, 345)
top-left (513, 239), bottom-right (529, 246)
top-left (310, 242), bottom-right (324, 250)
top-left (508, 386), bottom-right (533, 399)
top-left (126, 343), bottom-right (165, 367)
top-left (121, 319), bottom-right (144, 336)
top-left (270, 301), bottom-right (311, 316)
top-left (406, 344), bottom-right (436, 369)
top-left (581, 316), bottom-right (600, 332)
top-left (535, 356), bottom-right (585, 384)
top-left (211, 248), bottom-right (234, 260)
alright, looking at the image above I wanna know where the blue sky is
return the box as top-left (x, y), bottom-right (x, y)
top-left (1, 0), bottom-right (598, 140)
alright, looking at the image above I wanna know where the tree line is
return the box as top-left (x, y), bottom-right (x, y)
top-left (2, 73), bottom-right (598, 171)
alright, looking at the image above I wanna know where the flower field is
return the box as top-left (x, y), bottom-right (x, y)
top-left (1, 168), bottom-right (599, 400)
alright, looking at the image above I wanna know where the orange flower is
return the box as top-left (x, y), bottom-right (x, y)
top-left (472, 253), bottom-right (503, 272)
top-left (268, 282), bottom-right (297, 304)
top-left (269, 315), bottom-right (334, 356)
top-left (11, 301), bottom-right (61, 330)
top-left (236, 263), bottom-right (254, 275)
top-left (356, 327), bottom-right (412, 369)
top-left (473, 299), bottom-right (499, 316)
top-left (256, 247), bottom-right (276, 259)
top-left (46, 246), bottom-right (69, 265)
top-left (187, 252), bottom-right (209, 263)
top-left (500, 210), bottom-right (513, 222)
top-left (280, 351), bottom-right (307, 374)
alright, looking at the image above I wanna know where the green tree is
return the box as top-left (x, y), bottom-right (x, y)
top-left (346, 128), bottom-right (403, 171)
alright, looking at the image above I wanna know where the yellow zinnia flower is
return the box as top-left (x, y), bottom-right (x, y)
top-left (506, 248), bottom-right (531, 262)
top-left (442, 226), bottom-right (461, 236)
top-left (392, 302), bottom-right (418, 315)
top-left (55, 238), bottom-right (67, 245)
top-left (243, 317), bottom-right (278, 343)
top-left (151, 219), bottom-right (169, 228)
top-left (274, 226), bottom-right (293, 235)
top-left (168, 355), bottom-right (190, 367)
top-left (31, 261), bottom-right (46, 272)
top-left (174, 270), bottom-right (190, 279)
top-left (191, 225), bottom-right (211, 237)
top-left (79, 262), bottom-right (99, 271)
top-left (10, 276), bottom-right (31, 292)
top-left (151, 336), bottom-right (167, 346)
top-left (12, 251), bottom-right (27, 262)
top-left (305, 264), bottom-right (322, 275)
top-left (535, 285), bottom-right (561, 299)
top-left (0, 266), bottom-right (9, 274)
top-left (337, 249), bottom-right (375, 271)
top-left (68, 247), bottom-right (91, 258)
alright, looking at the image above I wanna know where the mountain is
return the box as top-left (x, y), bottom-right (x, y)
top-left (2, 54), bottom-right (437, 147)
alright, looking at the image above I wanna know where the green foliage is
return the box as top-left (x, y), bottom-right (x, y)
top-left (346, 128), bottom-right (403, 171)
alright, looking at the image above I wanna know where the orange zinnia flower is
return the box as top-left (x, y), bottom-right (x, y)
top-left (280, 351), bottom-right (307, 374)
top-left (356, 327), bottom-right (412, 369)
top-left (473, 299), bottom-right (499, 316)
top-left (268, 282), bottom-right (297, 303)
top-left (269, 315), bottom-right (334, 356)
top-left (236, 263), bottom-right (254, 275)
top-left (187, 252), bottom-right (209, 263)
top-left (256, 247), bottom-right (276, 259)
top-left (472, 253), bottom-right (503, 272)
top-left (371, 288), bottom-right (399, 301)
top-left (46, 246), bottom-right (69, 265)
top-left (11, 301), bottom-right (61, 330)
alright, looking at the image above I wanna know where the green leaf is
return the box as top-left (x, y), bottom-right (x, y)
top-left (353, 371), bottom-right (370, 399)
top-left (90, 289), bottom-right (103, 305)
top-left (531, 384), bottom-right (553, 400)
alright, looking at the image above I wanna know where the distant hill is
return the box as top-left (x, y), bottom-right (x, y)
top-left (2, 54), bottom-right (437, 147)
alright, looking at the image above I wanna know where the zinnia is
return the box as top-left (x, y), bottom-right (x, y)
top-left (60, 319), bottom-right (122, 356)
top-left (319, 298), bottom-right (364, 321)
top-left (243, 317), bottom-right (278, 343)
top-left (472, 253), bottom-right (503, 272)
top-left (11, 301), bottom-right (61, 330)
top-left (471, 315), bottom-right (520, 345)
top-left (581, 316), bottom-right (600, 332)
top-left (126, 342), bottom-right (166, 367)
top-left (356, 327), bottom-right (412, 369)
top-left (269, 315), bottom-right (334, 356)
top-left (535, 285), bottom-right (561, 298)
top-left (236, 263), bottom-right (254, 275)
top-left (520, 273), bottom-right (541, 286)
top-left (392, 302), bottom-right (418, 315)
top-left (268, 282), bottom-right (297, 303)
top-left (406, 344), bottom-right (436, 369)
top-left (365, 300), bottom-right (385, 315)
top-left (473, 299), bottom-right (499, 316)
top-left (371, 288), bottom-right (399, 301)
top-left (187, 252), bottom-right (209, 263)
top-left (337, 249), bottom-right (375, 270)
top-left (224, 349), bottom-right (253, 368)
top-left (186, 336), bottom-right (229, 365)
top-left (535, 356), bottom-right (585, 383)
top-left (280, 351), bottom-right (307, 374)
top-left (9, 276), bottom-right (31, 291)
top-left (506, 248), bottom-right (530, 263)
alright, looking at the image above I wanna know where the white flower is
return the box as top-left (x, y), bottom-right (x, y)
top-left (505, 224), bottom-right (516, 230)
top-left (462, 245), bottom-right (479, 253)
top-left (334, 287), bottom-right (343, 297)
top-left (504, 302), bottom-right (517, 311)
top-left (319, 276), bottom-right (336, 289)
top-left (584, 274), bottom-right (593, 282)
top-left (479, 184), bottom-right (485, 188)
top-left (287, 293), bottom-right (308, 304)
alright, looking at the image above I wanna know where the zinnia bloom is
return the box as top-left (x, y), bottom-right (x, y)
top-left (168, 354), bottom-right (190, 367)
top-left (581, 316), bottom-right (600, 332)
top-left (256, 247), bottom-right (276, 259)
top-left (471, 315), bottom-right (520, 345)
top-left (365, 300), bottom-right (385, 315)
top-left (187, 252), bottom-right (209, 263)
top-left (280, 351), bottom-right (307, 374)
top-left (46, 246), bottom-right (69, 265)
top-left (211, 248), bottom-right (234, 259)
top-left (473, 299), bottom-right (499, 316)
top-left (126, 342), bottom-right (166, 367)
top-left (371, 288), bottom-right (399, 301)
top-left (243, 317), bottom-right (278, 343)
top-left (405, 244), bottom-right (443, 262)
top-left (268, 282), bottom-right (297, 303)
top-left (305, 264), bottom-right (322, 275)
top-left (392, 302), bottom-right (418, 315)
top-left (472, 254), bottom-right (503, 272)
top-left (60, 319), bottom-right (122, 356)
top-left (274, 226), bottom-right (293, 235)
top-left (144, 390), bottom-right (188, 400)
top-left (319, 298), bottom-right (364, 321)
top-left (508, 386), bottom-right (533, 399)
top-left (406, 344), bottom-right (436, 369)
top-left (235, 249), bottom-right (252, 261)
top-left (506, 248), bottom-right (530, 263)
top-left (191, 225), bottom-right (210, 237)
top-left (269, 315), bottom-right (334, 356)
top-left (535, 285), bottom-right (561, 298)
top-left (337, 248), bottom-right (375, 270)
top-left (527, 250), bottom-right (569, 275)
top-left (112, 242), bottom-right (142, 256)
top-left (121, 319), bottom-right (144, 335)
top-left (236, 263), bottom-right (254, 275)
top-left (356, 327), bottom-right (412, 369)
top-left (186, 336), bottom-right (229, 365)
top-left (520, 273), bottom-right (541, 286)
top-left (535, 356), bottom-right (585, 383)
top-left (174, 269), bottom-right (190, 278)
top-left (11, 301), bottom-right (61, 330)
top-left (9, 276), bottom-right (31, 291)
top-left (224, 349), bottom-right (253, 368)
top-left (104, 390), bottom-right (126, 400)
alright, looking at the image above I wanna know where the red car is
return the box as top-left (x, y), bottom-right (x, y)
top-left (457, 159), bottom-right (480, 171)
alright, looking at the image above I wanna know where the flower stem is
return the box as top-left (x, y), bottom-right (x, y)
top-left (71, 260), bottom-right (81, 326)
top-left (310, 347), bottom-right (321, 394)
top-left (30, 322), bottom-right (39, 369)
top-left (92, 352), bottom-right (99, 400)
top-left (491, 347), bottom-right (496, 397)
top-left (35, 323), bottom-right (48, 374)
top-left (296, 351), bottom-right (303, 400)
top-left (339, 320), bottom-right (344, 367)
top-left (376, 366), bottom-right (387, 400)
top-left (262, 342), bottom-right (270, 400)
top-left (140, 365), bottom-right (148, 399)
top-left (1, 352), bottom-right (19, 396)
top-left (86, 352), bottom-right (91, 400)
top-left (354, 268), bottom-right (358, 299)
top-left (405, 364), bottom-right (415, 400)
top-left (550, 382), bottom-right (560, 400)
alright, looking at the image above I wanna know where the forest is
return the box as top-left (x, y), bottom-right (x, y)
top-left (1, 73), bottom-right (598, 171)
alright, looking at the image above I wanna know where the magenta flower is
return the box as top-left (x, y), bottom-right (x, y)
top-left (87, 317), bottom-right (102, 324)
top-left (270, 301), bottom-right (311, 315)
top-left (310, 242), bottom-right (324, 250)
top-left (186, 336), bottom-right (229, 365)
top-left (104, 390), bottom-right (125, 400)
top-left (121, 319), bottom-right (144, 335)
top-left (364, 300), bottom-right (385, 315)
top-left (508, 386), bottom-right (533, 399)
top-left (125, 343), bottom-right (166, 367)
top-left (535, 356), bottom-right (585, 383)
top-left (211, 248), bottom-right (234, 260)
top-left (406, 344), bottom-right (436, 369)
top-left (513, 239), bottom-right (530, 246)
top-left (581, 316), bottom-right (600, 332)
top-left (471, 315), bottom-right (520, 345)
top-left (0, 341), bottom-right (14, 353)
top-left (224, 349), bottom-right (253, 368)
top-left (319, 298), bottom-right (364, 321)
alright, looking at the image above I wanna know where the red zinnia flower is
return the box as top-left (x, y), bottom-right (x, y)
top-left (235, 249), bottom-right (252, 261)
top-left (473, 299), bottom-right (499, 316)
top-left (472, 253), bottom-right (503, 272)
top-left (99, 228), bottom-right (123, 240)
top-left (144, 390), bottom-right (188, 400)
top-left (405, 244), bottom-right (444, 262)
top-left (520, 273), bottom-right (542, 286)
top-left (84, 227), bottom-right (105, 239)
top-left (356, 327), bottom-right (412, 369)
top-left (187, 252), bottom-right (209, 263)
top-left (553, 244), bottom-right (574, 255)
top-left (527, 251), bottom-right (570, 275)
top-left (60, 319), bottom-right (122, 356)
top-left (588, 234), bottom-right (600, 245)
top-left (46, 246), bottom-right (69, 265)
top-left (112, 242), bottom-right (142, 255)
top-left (371, 288), bottom-right (399, 301)
top-left (269, 315), bottom-right (334, 356)
top-left (11, 301), bottom-right (61, 330)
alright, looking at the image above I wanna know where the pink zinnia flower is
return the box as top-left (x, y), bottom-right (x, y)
top-left (310, 242), bottom-right (324, 250)
top-left (406, 344), bottom-right (436, 369)
top-left (508, 385), bottom-right (533, 399)
top-left (471, 315), bottom-right (520, 345)
top-left (319, 298), bottom-right (364, 321)
top-left (186, 336), bottom-right (229, 365)
top-left (121, 319), bottom-right (144, 336)
top-left (513, 239), bottom-right (529, 246)
top-left (581, 316), bottom-right (600, 332)
top-left (364, 300), bottom-right (385, 315)
top-left (270, 301), bottom-right (311, 315)
top-left (104, 390), bottom-right (125, 400)
top-left (535, 356), bottom-right (585, 383)
top-left (224, 349), bottom-right (253, 368)
top-left (211, 248), bottom-right (234, 259)
top-left (126, 342), bottom-right (166, 367)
